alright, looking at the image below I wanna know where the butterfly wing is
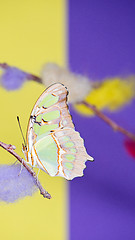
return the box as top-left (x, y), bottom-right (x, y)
top-left (25, 83), bottom-right (93, 180)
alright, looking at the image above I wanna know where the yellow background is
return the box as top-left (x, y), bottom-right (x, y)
top-left (0, 1), bottom-right (67, 239)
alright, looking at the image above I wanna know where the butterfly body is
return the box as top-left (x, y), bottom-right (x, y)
top-left (23, 83), bottom-right (93, 180)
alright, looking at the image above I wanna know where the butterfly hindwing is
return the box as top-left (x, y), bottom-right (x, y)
top-left (53, 128), bottom-right (93, 180)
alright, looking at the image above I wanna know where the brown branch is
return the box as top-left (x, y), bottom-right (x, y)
top-left (0, 62), bottom-right (42, 84)
top-left (0, 141), bottom-right (51, 199)
top-left (82, 101), bottom-right (135, 141)
top-left (26, 73), bottom-right (42, 84)
top-left (1, 62), bottom-right (135, 141)
top-left (0, 63), bottom-right (9, 69)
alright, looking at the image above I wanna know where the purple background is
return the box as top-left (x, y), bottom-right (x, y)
top-left (68, 1), bottom-right (135, 239)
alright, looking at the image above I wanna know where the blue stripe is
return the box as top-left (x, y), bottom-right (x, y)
top-left (68, 0), bottom-right (135, 239)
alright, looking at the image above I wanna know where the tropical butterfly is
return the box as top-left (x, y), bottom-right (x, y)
top-left (22, 83), bottom-right (93, 180)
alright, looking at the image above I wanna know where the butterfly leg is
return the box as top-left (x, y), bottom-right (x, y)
top-left (11, 160), bottom-right (18, 166)
top-left (36, 169), bottom-right (41, 184)
top-left (18, 159), bottom-right (24, 176)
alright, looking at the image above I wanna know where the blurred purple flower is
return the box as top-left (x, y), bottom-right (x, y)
top-left (0, 164), bottom-right (37, 203)
top-left (0, 67), bottom-right (28, 90)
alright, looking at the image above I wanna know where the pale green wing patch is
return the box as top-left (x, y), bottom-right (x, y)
top-left (37, 124), bottom-right (58, 138)
top-left (33, 111), bottom-right (60, 136)
top-left (42, 110), bottom-right (60, 121)
top-left (38, 94), bottom-right (59, 108)
top-left (34, 135), bottom-right (58, 176)
top-left (63, 162), bottom-right (73, 170)
top-left (54, 128), bottom-right (94, 180)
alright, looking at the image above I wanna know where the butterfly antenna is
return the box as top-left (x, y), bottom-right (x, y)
top-left (17, 116), bottom-right (27, 147)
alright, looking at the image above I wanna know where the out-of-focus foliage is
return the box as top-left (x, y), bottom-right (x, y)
top-left (0, 164), bottom-right (37, 203)
top-left (41, 63), bottom-right (92, 103)
top-left (124, 139), bottom-right (135, 158)
top-left (74, 78), bottom-right (135, 115)
top-left (0, 66), bottom-right (27, 90)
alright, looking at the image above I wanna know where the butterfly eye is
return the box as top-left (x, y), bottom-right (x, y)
top-left (30, 115), bottom-right (36, 121)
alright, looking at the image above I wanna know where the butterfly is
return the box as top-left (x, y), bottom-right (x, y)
top-left (22, 83), bottom-right (93, 180)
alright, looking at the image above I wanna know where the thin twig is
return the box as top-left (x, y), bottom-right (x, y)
top-left (0, 63), bottom-right (9, 69)
top-left (0, 62), bottom-right (42, 84)
top-left (0, 141), bottom-right (51, 199)
top-left (1, 62), bottom-right (135, 141)
top-left (82, 101), bottom-right (135, 141)
top-left (26, 73), bottom-right (42, 83)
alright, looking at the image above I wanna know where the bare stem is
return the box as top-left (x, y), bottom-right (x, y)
top-left (1, 62), bottom-right (135, 141)
top-left (82, 101), bottom-right (135, 141)
top-left (0, 63), bottom-right (9, 69)
top-left (0, 62), bottom-right (42, 84)
top-left (26, 73), bottom-right (42, 84)
top-left (0, 141), bottom-right (51, 199)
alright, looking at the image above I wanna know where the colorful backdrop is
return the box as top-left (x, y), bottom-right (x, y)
top-left (0, 1), bottom-right (67, 240)
top-left (0, 1), bottom-right (135, 240)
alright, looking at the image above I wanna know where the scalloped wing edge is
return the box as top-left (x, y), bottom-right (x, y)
top-left (53, 127), bottom-right (94, 180)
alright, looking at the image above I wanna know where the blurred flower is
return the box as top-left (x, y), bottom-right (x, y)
top-left (41, 63), bottom-right (92, 103)
top-left (0, 164), bottom-right (37, 203)
top-left (74, 77), bottom-right (135, 116)
top-left (41, 63), bottom-right (135, 115)
top-left (124, 139), bottom-right (135, 158)
top-left (1, 62), bottom-right (135, 117)
top-left (0, 66), bottom-right (27, 90)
